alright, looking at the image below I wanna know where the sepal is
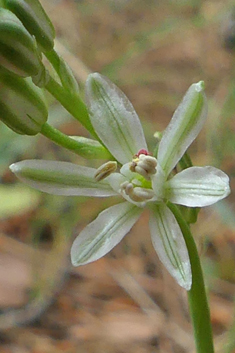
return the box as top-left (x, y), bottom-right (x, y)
top-left (149, 203), bottom-right (192, 290)
top-left (157, 81), bottom-right (207, 176)
top-left (85, 73), bottom-right (148, 164)
top-left (165, 166), bottom-right (231, 207)
top-left (71, 202), bottom-right (142, 266)
top-left (9, 160), bottom-right (117, 196)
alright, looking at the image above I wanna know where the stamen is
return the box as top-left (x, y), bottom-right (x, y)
top-left (120, 181), bottom-right (154, 202)
top-left (129, 154), bottom-right (157, 180)
top-left (94, 161), bottom-right (117, 181)
top-left (135, 165), bottom-right (149, 180)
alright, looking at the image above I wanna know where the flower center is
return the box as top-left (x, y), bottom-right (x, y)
top-left (120, 151), bottom-right (157, 203)
top-left (129, 153), bottom-right (157, 180)
top-left (94, 151), bottom-right (157, 204)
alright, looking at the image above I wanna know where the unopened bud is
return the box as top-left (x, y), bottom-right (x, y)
top-left (0, 72), bottom-right (48, 135)
top-left (0, 8), bottom-right (42, 77)
top-left (4, 0), bottom-right (55, 51)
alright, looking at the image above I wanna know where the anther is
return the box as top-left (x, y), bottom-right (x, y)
top-left (120, 181), bottom-right (154, 202)
top-left (94, 161), bottom-right (117, 181)
top-left (129, 154), bottom-right (157, 180)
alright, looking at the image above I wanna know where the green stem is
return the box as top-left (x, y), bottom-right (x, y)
top-left (45, 75), bottom-right (97, 139)
top-left (179, 152), bottom-right (193, 170)
top-left (226, 314), bottom-right (235, 353)
top-left (41, 123), bottom-right (110, 159)
top-left (167, 201), bottom-right (214, 353)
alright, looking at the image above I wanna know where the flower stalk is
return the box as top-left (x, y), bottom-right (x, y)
top-left (41, 123), bottom-right (111, 160)
top-left (167, 201), bottom-right (214, 353)
top-left (44, 75), bottom-right (97, 139)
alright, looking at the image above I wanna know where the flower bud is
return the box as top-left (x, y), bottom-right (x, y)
top-left (0, 8), bottom-right (42, 77)
top-left (3, 0), bottom-right (55, 51)
top-left (0, 72), bottom-right (48, 135)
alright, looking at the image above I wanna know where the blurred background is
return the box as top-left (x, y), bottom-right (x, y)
top-left (1, 0), bottom-right (235, 352)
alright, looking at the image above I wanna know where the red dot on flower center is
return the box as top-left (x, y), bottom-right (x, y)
top-left (136, 149), bottom-right (150, 157)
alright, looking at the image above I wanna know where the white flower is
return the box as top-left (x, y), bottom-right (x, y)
top-left (10, 74), bottom-right (230, 290)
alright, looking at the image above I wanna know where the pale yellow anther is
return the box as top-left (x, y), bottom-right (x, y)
top-left (120, 181), bottom-right (154, 202)
top-left (135, 166), bottom-right (149, 179)
top-left (129, 161), bottom-right (137, 173)
top-left (94, 161), bottom-right (117, 181)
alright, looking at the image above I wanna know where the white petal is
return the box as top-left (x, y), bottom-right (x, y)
top-left (165, 166), bottom-right (230, 207)
top-left (108, 172), bottom-right (127, 192)
top-left (149, 203), bottom-right (192, 290)
top-left (151, 166), bottom-right (167, 200)
top-left (85, 73), bottom-right (147, 164)
top-left (10, 160), bottom-right (117, 196)
top-left (158, 81), bottom-right (207, 176)
top-left (71, 202), bottom-right (142, 266)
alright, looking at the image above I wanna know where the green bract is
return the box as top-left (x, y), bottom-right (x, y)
top-left (44, 51), bottom-right (79, 93)
top-left (56, 56), bottom-right (79, 94)
top-left (3, 0), bottom-right (55, 51)
top-left (0, 8), bottom-right (42, 77)
top-left (0, 72), bottom-right (48, 135)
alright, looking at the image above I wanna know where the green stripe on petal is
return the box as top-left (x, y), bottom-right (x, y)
top-left (165, 166), bottom-right (230, 207)
top-left (158, 81), bottom-right (207, 177)
top-left (10, 160), bottom-right (117, 197)
top-left (149, 203), bottom-right (192, 290)
top-left (71, 202), bottom-right (142, 266)
top-left (85, 73), bottom-right (147, 164)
